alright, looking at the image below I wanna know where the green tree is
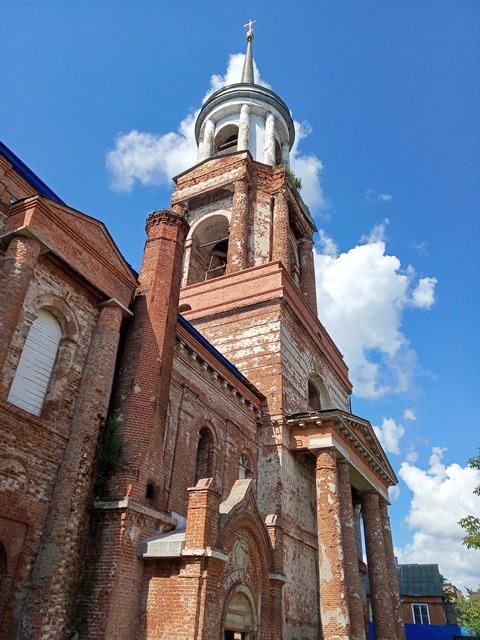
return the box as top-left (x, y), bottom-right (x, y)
top-left (457, 588), bottom-right (480, 637)
top-left (459, 450), bottom-right (480, 550)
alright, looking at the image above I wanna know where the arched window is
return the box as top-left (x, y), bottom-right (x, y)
top-left (239, 453), bottom-right (253, 480)
top-left (8, 309), bottom-right (62, 416)
top-left (214, 124), bottom-right (239, 155)
top-left (195, 428), bottom-right (214, 483)
top-left (308, 380), bottom-right (321, 411)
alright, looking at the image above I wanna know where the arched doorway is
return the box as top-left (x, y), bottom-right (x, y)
top-left (223, 586), bottom-right (256, 640)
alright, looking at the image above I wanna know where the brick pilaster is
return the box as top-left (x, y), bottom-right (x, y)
top-left (272, 190), bottom-right (291, 272)
top-left (88, 207), bottom-right (189, 640)
top-left (20, 301), bottom-right (125, 640)
top-left (315, 450), bottom-right (351, 640)
top-left (338, 461), bottom-right (367, 640)
top-left (380, 501), bottom-right (405, 640)
top-left (185, 478), bottom-right (220, 550)
top-left (362, 492), bottom-right (396, 640)
top-left (227, 177), bottom-right (249, 274)
top-left (298, 235), bottom-right (317, 313)
top-left (0, 234), bottom-right (42, 373)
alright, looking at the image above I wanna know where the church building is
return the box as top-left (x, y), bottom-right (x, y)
top-left (0, 26), bottom-right (405, 640)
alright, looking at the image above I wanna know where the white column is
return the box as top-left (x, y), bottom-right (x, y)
top-left (264, 111), bottom-right (276, 166)
top-left (281, 143), bottom-right (290, 169)
top-left (197, 119), bottom-right (215, 161)
top-left (238, 104), bottom-right (251, 152)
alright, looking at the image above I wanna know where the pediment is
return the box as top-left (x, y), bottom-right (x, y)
top-left (5, 195), bottom-right (137, 307)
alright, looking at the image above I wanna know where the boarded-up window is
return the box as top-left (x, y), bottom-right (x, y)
top-left (8, 309), bottom-right (62, 416)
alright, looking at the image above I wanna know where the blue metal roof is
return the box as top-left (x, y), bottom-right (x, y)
top-left (0, 140), bottom-right (64, 204)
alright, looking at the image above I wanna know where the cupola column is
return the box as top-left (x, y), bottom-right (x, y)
top-left (238, 104), bottom-right (251, 151)
top-left (198, 118), bottom-right (215, 162)
top-left (227, 177), bottom-right (249, 273)
top-left (281, 143), bottom-right (290, 169)
top-left (298, 236), bottom-right (317, 312)
top-left (264, 111), bottom-right (276, 166)
top-left (272, 189), bottom-right (291, 272)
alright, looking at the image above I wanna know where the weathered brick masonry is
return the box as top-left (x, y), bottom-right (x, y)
top-left (0, 31), bottom-right (406, 640)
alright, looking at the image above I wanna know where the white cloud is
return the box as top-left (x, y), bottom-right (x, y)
top-left (405, 450), bottom-right (419, 463)
top-left (389, 485), bottom-right (401, 502)
top-left (373, 418), bottom-right (405, 455)
top-left (403, 409), bottom-right (416, 421)
top-left (397, 447), bottom-right (480, 590)
top-left (411, 241), bottom-right (430, 257)
top-left (314, 225), bottom-right (437, 398)
top-left (106, 54), bottom-right (326, 215)
top-left (411, 277), bottom-right (438, 309)
top-left (365, 189), bottom-right (392, 202)
top-left (106, 115), bottom-right (198, 192)
top-left (290, 121), bottom-right (326, 213)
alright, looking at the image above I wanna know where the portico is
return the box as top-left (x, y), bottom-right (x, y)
top-left (287, 410), bottom-right (405, 640)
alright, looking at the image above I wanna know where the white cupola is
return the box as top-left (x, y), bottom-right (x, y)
top-left (195, 24), bottom-right (295, 168)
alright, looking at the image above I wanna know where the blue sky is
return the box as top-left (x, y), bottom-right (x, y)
top-left (2, 1), bottom-right (480, 589)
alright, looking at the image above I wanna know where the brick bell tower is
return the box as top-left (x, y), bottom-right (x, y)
top-left (177, 25), bottom-right (404, 640)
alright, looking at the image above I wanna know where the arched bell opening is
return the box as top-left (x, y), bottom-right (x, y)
top-left (183, 213), bottom-right (230, 285)
top-left (214, 123), bottom-right (239, 156)
top-left (223, 585), bottom-right (257, 640)
top-left (308, 374), bottom-right (334, 411)
top-left (274, 139), bottom-right (282, 166)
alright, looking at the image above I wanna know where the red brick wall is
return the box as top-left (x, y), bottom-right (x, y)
top-left (401, 596), bottom-right (446, 625)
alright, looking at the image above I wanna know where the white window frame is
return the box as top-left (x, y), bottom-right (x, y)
top-left (412, 603), bottom-right (430, 625)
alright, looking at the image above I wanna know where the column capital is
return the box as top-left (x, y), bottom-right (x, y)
top-left (99, 297), bottom-right (133, 317)
top-left (0, 225), bottom-right (51, 254)
top-left (145, 208), bottom-right (189, 235)
top-left (314, 447), bottom-right (337, 470)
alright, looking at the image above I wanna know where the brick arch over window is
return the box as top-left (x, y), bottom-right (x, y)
top-left (195, 427), bottom-right (215, 483)
top-left (31, 293), bottom-right (79, 342)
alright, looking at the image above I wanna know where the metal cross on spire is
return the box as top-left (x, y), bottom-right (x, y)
top-left (244, 19), bottom-right (257, 37)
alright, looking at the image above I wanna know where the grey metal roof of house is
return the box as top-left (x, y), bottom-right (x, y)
top-left (397, 563), bottom-right (444, 597)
